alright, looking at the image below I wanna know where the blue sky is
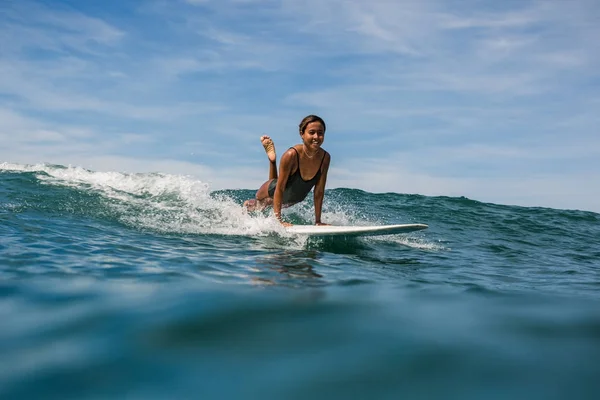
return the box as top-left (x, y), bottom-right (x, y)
top-left (1, 0), bottom-right (599, 212)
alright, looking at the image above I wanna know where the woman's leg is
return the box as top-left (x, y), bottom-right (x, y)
top-left (244, 179), bottom-right (275, 211)
top-left (261, 135), bottom-right (277, 180)
top-left (243, 136), bottom-right (277, 211)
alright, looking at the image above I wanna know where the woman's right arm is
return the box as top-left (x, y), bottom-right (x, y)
top-left (273, 149), bottom-right (295, 224)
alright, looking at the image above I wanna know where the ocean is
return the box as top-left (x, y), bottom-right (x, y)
top-left (1, 162), bottom-right (599, 399)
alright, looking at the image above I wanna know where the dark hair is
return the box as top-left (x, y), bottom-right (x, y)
top-left (299, 115), bottom-right (326, 135)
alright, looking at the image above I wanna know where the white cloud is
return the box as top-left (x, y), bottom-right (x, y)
top-left (0, 0), bottom-right (599, 212)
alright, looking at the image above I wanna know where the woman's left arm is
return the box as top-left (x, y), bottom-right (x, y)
top-left (313, 152), bottom-right (331, 225)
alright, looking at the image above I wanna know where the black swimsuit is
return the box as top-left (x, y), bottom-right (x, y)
top-left (268, 147), bottom-right (326, 205)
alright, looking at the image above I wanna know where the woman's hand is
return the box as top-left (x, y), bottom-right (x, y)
top-left (275, 212), bottom-right (292, 227)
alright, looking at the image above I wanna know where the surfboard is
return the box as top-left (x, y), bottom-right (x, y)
top-left (285, 223), bottom-right (428, 237)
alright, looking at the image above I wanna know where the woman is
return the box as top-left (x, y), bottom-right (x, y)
top-left (243, 115), bottom-right (331, 226)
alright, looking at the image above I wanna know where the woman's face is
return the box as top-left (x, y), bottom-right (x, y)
top-left (301, 121), bottom-right (325, 151)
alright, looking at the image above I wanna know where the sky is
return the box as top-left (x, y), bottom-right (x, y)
top-left (0, 0), bottom-right (599, 212)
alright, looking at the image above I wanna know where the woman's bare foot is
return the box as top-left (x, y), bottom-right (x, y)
top-left (243, 199), bottom-right (258, 211)
top-left (261, 135), bottom-right (276, 163)
top-left (243, 198), bottom-right (272, 212)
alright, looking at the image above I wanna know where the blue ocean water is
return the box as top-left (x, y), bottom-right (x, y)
top-left (1, 162), bottom-right (599, 399)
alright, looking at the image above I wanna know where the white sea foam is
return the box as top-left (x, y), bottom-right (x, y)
top-left (0, 162), bottom-right (274, 235)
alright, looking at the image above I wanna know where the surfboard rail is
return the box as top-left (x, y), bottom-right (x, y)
top-left (285, 223), bottom-right (428, 237)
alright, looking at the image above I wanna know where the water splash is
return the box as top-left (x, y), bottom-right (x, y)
top-left (366, 235), bottom-right (448, 251)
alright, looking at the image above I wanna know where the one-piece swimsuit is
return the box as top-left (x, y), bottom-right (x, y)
top-left (267, 147), bottom-right (326, 205)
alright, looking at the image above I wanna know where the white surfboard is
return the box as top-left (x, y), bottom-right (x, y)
top-left (285, 223), bottom-right (428, 237)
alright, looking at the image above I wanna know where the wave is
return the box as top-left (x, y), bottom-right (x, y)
top-left (2, 162), bottom-right (597, 254)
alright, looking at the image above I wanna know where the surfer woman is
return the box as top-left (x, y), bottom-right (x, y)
top-left (243, 115), bottom-right (331, 226)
